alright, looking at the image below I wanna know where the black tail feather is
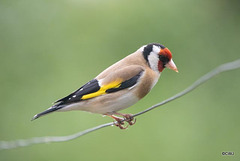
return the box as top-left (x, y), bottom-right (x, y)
top-left (31, 105), bottom-right (62, 121)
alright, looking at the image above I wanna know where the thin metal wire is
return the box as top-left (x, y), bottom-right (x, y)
top-left (1, 59), bottom-right (240, 150)
top-left (133, 59), bottom-right (240, 117)
top-left (0, 122), bottom-right (114, 150)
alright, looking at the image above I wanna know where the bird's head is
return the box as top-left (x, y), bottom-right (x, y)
top-left (142, 43), bottom-right (178, 73)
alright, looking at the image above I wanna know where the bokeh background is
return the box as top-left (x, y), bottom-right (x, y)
top-left (1, 0), bottom-right (240, 160)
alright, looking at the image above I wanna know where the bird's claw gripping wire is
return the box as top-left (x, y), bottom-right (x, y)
top-left (107, 113), bottom-right (136, 129)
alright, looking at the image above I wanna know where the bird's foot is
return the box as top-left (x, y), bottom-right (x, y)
top-left (120, 113), bottom-right (136, 126)
top-left (106, 113), bottom-right (136, 129)
top-left (109, 115), bottom-right (128, 129)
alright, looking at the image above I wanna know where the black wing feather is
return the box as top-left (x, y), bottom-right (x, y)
top-left (106, 71), bottom-right (143, 93)
top-left (56, 71), bottom-right (143, 105)
top-left (55, 79), bottom-right (100, 105)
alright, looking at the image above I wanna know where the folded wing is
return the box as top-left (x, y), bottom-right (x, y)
top-left (56, 69), bottom-right (144, 106)
top-left (32, 66), bottom-right (144, 120)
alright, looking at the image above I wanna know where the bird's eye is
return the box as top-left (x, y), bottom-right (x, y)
top-left (159, 55), bottom-right (169, 65)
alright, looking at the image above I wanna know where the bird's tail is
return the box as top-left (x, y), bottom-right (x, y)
top-left (31, 104), bottom-right (63, 121)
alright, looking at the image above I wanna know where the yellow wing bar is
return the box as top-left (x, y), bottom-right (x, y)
top-left (81, 80), bottom-right (122, 100)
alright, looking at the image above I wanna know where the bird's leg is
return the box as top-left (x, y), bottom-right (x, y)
top-left (113, 112), bottom-right (136, 126)
top-left (105, 114), bottom-right (128, 129)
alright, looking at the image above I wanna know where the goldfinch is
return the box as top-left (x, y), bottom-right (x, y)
top-left (32, 43), bottom-right (178, 129)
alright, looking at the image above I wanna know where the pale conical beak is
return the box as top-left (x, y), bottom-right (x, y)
top-left (165, 59), bottom-right (178, 72)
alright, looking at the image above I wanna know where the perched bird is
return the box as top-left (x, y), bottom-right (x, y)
top-left (32, 43), bottom-right (178, 129)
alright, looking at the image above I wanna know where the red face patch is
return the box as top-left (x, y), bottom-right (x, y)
top-left (158, 61), bottom-right (164, 72)
top-left (160, 48), bottom-right (172, 60)
top-left (158, 48), bottom-right (172, 72)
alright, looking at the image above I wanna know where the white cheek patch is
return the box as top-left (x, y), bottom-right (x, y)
top-left (148, 52), bottom-right (159, 72)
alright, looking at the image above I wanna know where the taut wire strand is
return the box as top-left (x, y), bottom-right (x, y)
top-left (1, 59), bottom-right (240, 150)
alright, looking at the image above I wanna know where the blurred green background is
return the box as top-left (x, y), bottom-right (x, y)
top-left (0, 0), bottom-right (240, 160)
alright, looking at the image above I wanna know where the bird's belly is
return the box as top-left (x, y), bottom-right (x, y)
top-left (59, 91), bottom-right (139, 114)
